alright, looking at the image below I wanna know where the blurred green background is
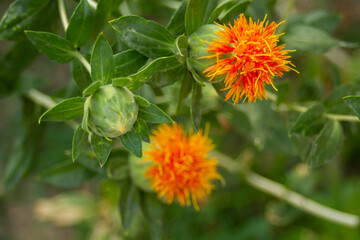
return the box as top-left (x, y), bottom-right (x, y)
top-left (1, 0), bottom-right (360, 239)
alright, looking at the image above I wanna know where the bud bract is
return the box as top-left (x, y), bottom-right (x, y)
top-left (187, 24), bottom-right (224, 83)
top-left (85, 84), bottom-right (138, 138)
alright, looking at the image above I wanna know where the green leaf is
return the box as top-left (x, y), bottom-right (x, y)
top-left (134, 95), bottom-right (151, 107)
top-left (167, 0), bottom-right (189, 36)
top-left (25, 31), bottom-right (77, 63)
top-left (185, 46), bottom-right (208, 86)
top-left (290, 134), bottom-right (312, 162)
top-left (71, 57), bottom-right (92, 91)
top-left (283, 25), bottom-right (339, 53)
top-left (177, 71), bottom-right (193, 112)
top-left (138, 103), bottom-right (173, 124)
top-left (77, 149), bottom-right (105, 173)
top-left (173, 34), bottom-right (188, 63)
top-left (188, 67), bottom-right (206, 86)
top-left (114, 49), bottom-right (148, 78)
top-left (275, 81), bottom-right (290, 105)
top-left (37, 161), bottom-right (95, 188)
top-left (83, 80), bottom-right (101, 96)
top-left (141, 194), bottom-right (163, 240)
top-left (82, 97), bottom-right (91, 133)
top-left (90, 134), bottom-right (112, 167)
top-left (302, 10), bottom-right (341, 34)
top-left (148, 65), bottom-right (186, 88)
top-left (0, 0), bottom-right (51, 40)
top-left (129, 55), bottom-right (182, 90)
top-left (306, 120), bottom-right (343, 168)
top-left (343, 96), bottom-right (360, 120)
top-left (212, 81), bottom-right (227, 99)
top-left (106, 157), bottom-right (129, 180)
top-left (118, 181), bottom-right (141, 231)
top-left (191, 82), bottom-right (202, 131)
top-left (39, 97), bottom-right (86, 123)
top-left (134, 119), bottom-right (150, 143)
top-left (112, 77), bottom-right (133, 88)
top-left (1, 98), bottom-right (42, 194)
top-left (91, 33), bottom-right (115, 84)
top-left (220, 0), bottom-right (252, 24)
top-left (0, 41), bottom-right (38, 96)
top-left (323, 83), bottom-right (360, 114)
top-left (120, 130), bottom-right (142, 158)
top-left (5, 40), bottom-right (39, 69)
top-left (96, 0), bottom-right (122, 18)
top-left (185, 0), bottom-right (218, 35)
top-left (208, 0), bottom-right (235, 23)
top-left (72, 126), bottom-right (89, 162)
top-left (66, 0), bottom-right (95, 47)
top-left (110, 15), bottom-right (175, 59)
top-left (290, 104), bottom-right (325, 136)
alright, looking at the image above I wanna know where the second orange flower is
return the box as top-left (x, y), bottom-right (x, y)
top-left (202, 14), bottom-right (297, 103)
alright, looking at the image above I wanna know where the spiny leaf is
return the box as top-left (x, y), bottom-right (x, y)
top-left (91, 33), bottom-right (114, 84)
top-left (39, 97), bottom-right (86, 123)
top-left (25, 31), bottom-right (77, 63)
top-left (111, 15), bottom-right (175, 59)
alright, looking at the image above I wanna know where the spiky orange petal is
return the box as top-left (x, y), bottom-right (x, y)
top-left (204, 14), bottom-right (297, 103)
top-left (144, 123), bottom-right (221, 210)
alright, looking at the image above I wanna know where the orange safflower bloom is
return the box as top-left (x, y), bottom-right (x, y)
top-left (203, 14), bottom-right (297, 103)
top-left (144, 123), bottom-right (221, 210)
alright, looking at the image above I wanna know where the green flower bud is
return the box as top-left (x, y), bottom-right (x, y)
top-left (187, 24), bottom-right (224, 83)
top-left (85, 84), bottom-right (138, 138)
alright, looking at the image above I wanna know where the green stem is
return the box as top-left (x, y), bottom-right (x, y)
top-left (57, 0), bottom-right (92, 75)
top-left (87, 0), bottom-right (98, 10)
top-left (119, 1), bottom-right (132, 16)
top-left (27, 88), bottom-right (56, 109)
top-left (57, 0), bottom-right (69, 31)
top-left (26, 89), bottom-right (78, 130)
top-left (277, 0), bottom-right (295, 33)
top-left (74, 52), bottom-right (92, 74)
top-left (215, 151), bottom-right (360, 228)
top-left (246, 172), bottom-right (359, 227)
top-left (266, 91), bottom-right (360, 123)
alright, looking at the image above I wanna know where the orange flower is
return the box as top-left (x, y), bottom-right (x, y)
top-left (203, 14), bottom-right (297, 103)
top-left (144, 123), bottom-right (221, 210)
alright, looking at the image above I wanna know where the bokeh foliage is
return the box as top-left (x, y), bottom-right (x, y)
top-left (1, 0), bottom-right (360, 239)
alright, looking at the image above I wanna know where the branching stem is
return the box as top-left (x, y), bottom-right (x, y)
top-left (57, 0), bottom-right (69, 32)
top-left (215, 151), bottom-right (360, 228)
top-left (266, 91), bottom-right (360, 123)
top-left (74, 52), bottom-right (92, 74)
top-left (26, 89), bottom-right (78, 129)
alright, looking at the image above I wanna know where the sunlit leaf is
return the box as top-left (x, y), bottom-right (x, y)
top-left (39, 97), bottom-right (86, 123)
top-left (111, 15), bottom-right (175, 59)
top-left (66, 0), bottom-right (95, 47)
top-left (306, 120), bottom-right (343, 168)
top-left (91, 33), bottom-right (114, 84)
top-left (25, 31), bottom-right (77, 63)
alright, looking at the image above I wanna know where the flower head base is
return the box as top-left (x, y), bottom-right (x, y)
top-left (85, 85), bottom-right (138, 138)
top-left (203, 14), bottom-right (297, 103)
top-left (144, 123), bottom-right (221, 210)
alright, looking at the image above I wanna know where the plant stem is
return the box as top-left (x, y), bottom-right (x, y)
top-left (26, 89), bottom-right (78, 129)
top-left (277, 0), bottom-right (295, 33)
top-left (215, 151), bottom-right (360, 228)
top-left (57, 0), bottom-right (92, 75)
top-left (74, 52), bottom-right (92, 74)
top-left (246, 172), bottom-right (359, 227)
top-left (27, 89), bottom-right (56, 109)
top-left (57, 0), bottom-right (69, 32)
top-left (87, 0), bottom-right (98, 10)
top-left (266, 91), bottom-right (360, 123)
